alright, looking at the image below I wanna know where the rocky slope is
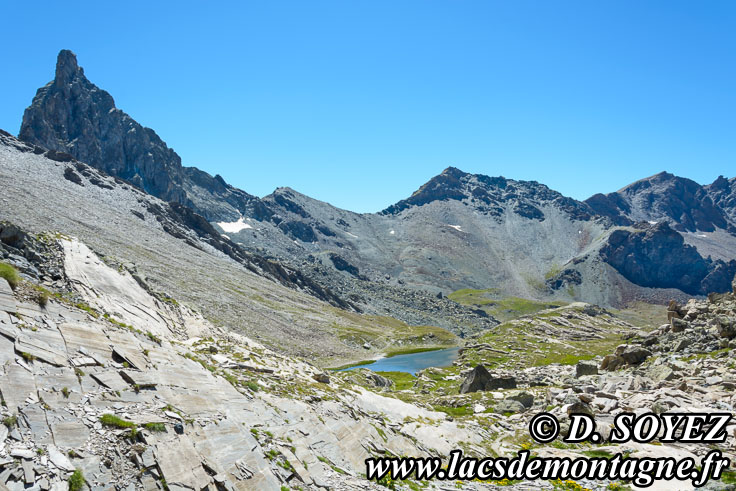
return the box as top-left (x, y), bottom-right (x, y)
top-left (0, 227), bottom-right (494, 490)
top-left (1, 131), bottom-right (482, 367)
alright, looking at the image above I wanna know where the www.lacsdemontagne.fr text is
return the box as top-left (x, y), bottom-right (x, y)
top-left (365, 449), bottom-right (730, 488)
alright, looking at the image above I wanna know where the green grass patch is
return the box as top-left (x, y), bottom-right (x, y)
top-left (433, 405), bottom-right (474, 418)
top-left (99, 413), bottom-right (136, 429)
top-left (384, 346), bottom-right (445, 358)
top-left (143, 422), bottom-right (166, 432)
top-left (447, 290), bottom-right (567, 322)
top-left (0, 262), bottom-right (20, 290)
top-left (374, 371), bottom-right (416, 391)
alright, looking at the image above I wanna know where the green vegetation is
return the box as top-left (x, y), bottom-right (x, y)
top-left (143, 422), bottom-right (166, 432)
top-left (581, 449), bottom-right (614, 459)
top-left (99, 413), bottom-right (136, 429)
top-left (0, 262), bottom-right (20, 290)
top-left (245, 381), bottom-right (260, 392)
top-left (2, 415), bottom-right (17, 428)
top-left (373, 371), bottom-right (416, 391)
top-left (61, 387), bottom-right (70, 398)
top-left (434, 405), bottom-right (474, 418)
top-left (447, 289), bottom-right (567, 322)
top-left (68, 469), bottom-right (85, 491)
top-left (74, 302), bottom-right (99, 318)
top-left (146, 331), bottom-right (162, 345)
top-left (20, 351), bottom-right (35, 363)
top-left (385, 346), bottom-right (444, 358)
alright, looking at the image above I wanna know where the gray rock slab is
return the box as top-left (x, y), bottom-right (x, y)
top-left (58, 323), bottom-right (111, 361)
top-left (0, 279), bottom-right (16, 314)
top-left (48, 410), bottom-right (90, 448)
top-left (0, 335), bottom-right (15, 365)
top-left (14, 333), bottom-right (67, 367)
top-left (21, 459), bottom-right (33, 485)
top-left (153, 434), bottom-right (211, 490)
top-left (0, 364), bottom-right (36, 412)
top-left (119, 370), bottom-right (157, 388)
top-left (47, 444), bottom-right (75, 472)
top-left (90, 370), bottom-right (128, 392)
top-left (19, 404), bottom-right (52, 445)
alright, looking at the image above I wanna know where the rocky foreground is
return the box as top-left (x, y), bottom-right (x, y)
top-left (2, 217), bottom-right (736, 490)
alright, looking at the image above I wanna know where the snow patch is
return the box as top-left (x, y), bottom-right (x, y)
top-left (447, 225), bottom-right (462, 232)
top-left (216, 217), bottom-right (253, 233)
top-left (346, 232), bottom-right (359, 239)
top-left (697, 234), bottom-right (707, 238)
top-left (389, 230), bottom-right (395, 235)
top-left (648, 221), bottom-right (658, 225)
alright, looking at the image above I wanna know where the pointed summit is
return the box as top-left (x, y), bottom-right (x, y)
top-left (54, 49), bottom-right (83, 84)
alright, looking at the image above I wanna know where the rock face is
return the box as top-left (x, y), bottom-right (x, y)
top-left (585, 171), bottom-right (734, 233)
top-left (19, 50), bottom-right (259, 222)
top-left (460, 365), bottom-right (517, 393)
top-left (600, 222), bottom-right (736, 295)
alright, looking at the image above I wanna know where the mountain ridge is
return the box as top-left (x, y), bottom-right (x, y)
top-left (15, 49), bottom-right (736, 304)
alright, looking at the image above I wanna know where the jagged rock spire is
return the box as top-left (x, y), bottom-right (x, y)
top-left (54, 49), bottom-right (83, 84)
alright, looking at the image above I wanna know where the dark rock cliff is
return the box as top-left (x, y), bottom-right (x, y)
top-left (600, 222), bottom-right (736, 295)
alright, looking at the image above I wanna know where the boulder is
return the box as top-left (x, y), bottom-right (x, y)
top-left (648, 364), bottom-right (676, 382)
top-left (312, 373), bottom-right (330, 384)
top-left (566, 401), bottom-right (594, 417)
top-left (495, 399), bottom-right (525, 414)
top-left (671, 317), bottom-right (689, 333)
top-left (460, 365), bottom-right (492, 393)
top-left (715, 316), bottom-right (736, 339)
top-left (459, 365), bottom-right (516, 393)
top-left (365, 371), bottom-right (393, 388)
top-left (617, 345), bottom-right (651, 365)
top-left (507, 391), bottom-right (534, 408)
top-left (575, 361), bottom-right (598, 377)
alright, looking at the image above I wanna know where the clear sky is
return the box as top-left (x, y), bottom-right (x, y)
top-left (1, 1), bottom-right (734, 213)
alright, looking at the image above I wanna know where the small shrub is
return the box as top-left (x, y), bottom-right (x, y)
top-left (0, 263), bottom-right (20, 290)
top-left (246, 381), bottom-right (260, 392)
top-left (61, 387), bottom-right (70, 398)
top-left (38, 290), bottom-right (51, 308)
top-left (68, 469), bottom-right (85, 491)
top-left (20, 351), bottom-right (35, 363)
top-left (146, 331), bottom-right (162, 345)
top-left (2, 415), bottom-right (17, 428)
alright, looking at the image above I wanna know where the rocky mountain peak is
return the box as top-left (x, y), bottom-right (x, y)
top-left (54, 49), bottom-right (82, 84)
top-left (586, 171), bottom-right (733, 233)
top-left (18, 50), bottom-right (262, 222)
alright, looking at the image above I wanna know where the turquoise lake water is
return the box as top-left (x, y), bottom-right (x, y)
top-left (339, 347), bottom-right (460, 375)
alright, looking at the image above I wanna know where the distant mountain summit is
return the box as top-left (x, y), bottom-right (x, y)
top-left (382, 166), bottom-right (592, 221)
top-left (585, 171), bottom-right (735, 234)
top-left (19, 50), bottom-right (262, 221)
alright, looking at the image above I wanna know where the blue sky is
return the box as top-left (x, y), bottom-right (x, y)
top-left (1, 1), bottom-right (734, 213)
